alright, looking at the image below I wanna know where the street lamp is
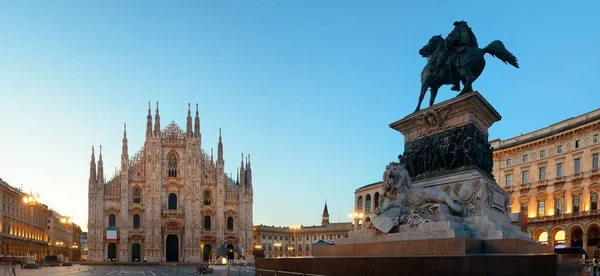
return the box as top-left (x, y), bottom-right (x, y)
top-left (60, 217), bottom-right (72, 262)
top-left (23, 192), bottom-right (40, 260)
top-left (348, 211), bottom-right (365, 230)
top-left (288, 224), bottom-right (302, 255)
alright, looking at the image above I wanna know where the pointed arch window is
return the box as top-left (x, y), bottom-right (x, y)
top-left (204, 216), bottom-right (211, 230)
top-left (133, 187), bottom-right (141, 204)
top-left (204, 190), bottom-right (212, 206)
top-left (227, 216), bottom-right (234, 230)
top-left (168, 153), bottom-right (178, 177)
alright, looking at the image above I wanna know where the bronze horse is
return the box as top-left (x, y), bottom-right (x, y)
top-left (414, 35), bottom-right (519, 112)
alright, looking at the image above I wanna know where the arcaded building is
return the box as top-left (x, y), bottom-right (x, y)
top-left (353, 182), bottom-right (383, 226)
top-left (254, 203), bottom-right (352, 258)
top-left (490, 108), bottom-right (600, 252)
top-left (87, 103), bottom-right (254, 263)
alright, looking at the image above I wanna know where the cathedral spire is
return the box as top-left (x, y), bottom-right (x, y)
top-left (217, 128), bottom-right (223, 164)
top-left (194, 103), bottom-right (200, 138)
top-left (246, 154), bottom-right (252, 191)
top-left (211, 148), bottom-right (214, 164)
top-left (122, 123), bottom-right (129, 167)
top-left (186, 103), bottom-right (193, 137)
top-left (89, 146), bottom-right (96, 185)
top-left (97, 145), bottom-right (104, 185)
top-left (146, 101), bottom-right (153, 137)
top-left (240, 153), bottom-right (246, 186)
top-left (322, 199), bottom-right (330, 226)
top-left (153, 102), bottom-right (161, 137)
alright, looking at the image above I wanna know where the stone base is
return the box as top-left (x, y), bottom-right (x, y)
top-left (256, 253), bottom-right (557, 276)
top-left (360, 169), bottom-right (529, 242)
top-left (255, 238), bottom-right (556, 276)
top-left (316, 238), bottom-right (553, 257)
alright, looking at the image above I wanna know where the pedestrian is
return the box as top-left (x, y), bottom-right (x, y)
top-left (593, 256), bottom-right (598, 276)
top-left (10, 260), bottom-right (16, 276)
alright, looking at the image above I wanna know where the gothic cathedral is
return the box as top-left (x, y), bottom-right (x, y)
top-left (87, 102), bottom-right (254, 262)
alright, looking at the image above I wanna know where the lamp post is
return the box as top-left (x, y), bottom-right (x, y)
top-left (348, 211), bottom-right (365, 231)
top-left (60, 217), bottom-right (71, 262)
top-left (23, 192), bottom-right (40, 261)
top-left (288, 224), bottom-right (301, 256)
top-left (273, 242), bottom-right (281, 257)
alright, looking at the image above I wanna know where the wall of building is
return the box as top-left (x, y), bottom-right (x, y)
top-left (0, 178), bottom-right (81, 263)
top-left (491, 108), bottom-right (600, 253)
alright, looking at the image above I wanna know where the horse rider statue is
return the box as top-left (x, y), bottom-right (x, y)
top-left (437, 21), bottom-right (479, 92)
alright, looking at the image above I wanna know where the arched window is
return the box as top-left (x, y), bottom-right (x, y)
top-left (537, 200), bottom-right (545, 217)
top-left (133, 214), bottom-right (140, 228)
top-left (366, 194), bottom-right (372, 213)
top-left (204, 190), bottom-right (212, 206)
top-left (109, 214), bottom-right (116, 227)
top-left (521, 203), bottom-right (528, 214)
top-left (168, 153), bottom-right (178, 177)
top-left (133, 187), bottom-right (141, 203)
top-left (268, 244), bottom-right (272, 251)
top-left (374, 192), bottom-right (380, 208)
top-left (592, 193), bottom-right (598, 211)
top-left (555, 198), bottom-right (562, 215)
top-left (204, 216), bottom-right (211, 230)
top-left (227, 216), bottom-right (234, 230)
top-left (299, 245), bottom-right (303, 252)
top-left (305, 244), bottom-right (309, 252)
top-left (573, 195), bottom-right (580, 213)
top-left (357, 196), bottom-right (363, 211)
top-left (168, 193), bottom-right (177, 210)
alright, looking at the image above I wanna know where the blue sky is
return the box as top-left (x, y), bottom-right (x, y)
top-left (1, 1), bottom-right (599, 231)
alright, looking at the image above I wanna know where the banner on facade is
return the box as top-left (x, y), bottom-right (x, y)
top-left (106, 226), bottom-right (118, 242)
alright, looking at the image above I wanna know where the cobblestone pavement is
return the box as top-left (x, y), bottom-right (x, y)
top-left (2, 264), bottom-right (256, 276)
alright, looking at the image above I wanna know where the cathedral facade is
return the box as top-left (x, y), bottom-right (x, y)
top-left (87, 103), bottom-right (253, 263)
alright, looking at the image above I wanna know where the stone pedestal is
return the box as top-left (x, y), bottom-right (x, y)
top-left (256, 92), bottom-right (556, 276)
top-left (343, 91), bottom-right (530, 242)
top-left (391, 91), bottom-right (499, 181)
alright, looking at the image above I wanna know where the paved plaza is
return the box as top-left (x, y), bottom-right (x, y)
top-left (4, 264), bottom-right (255, 276)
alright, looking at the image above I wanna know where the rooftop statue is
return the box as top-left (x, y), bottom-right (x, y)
top-left (414, 21), bottom-right (519, 112)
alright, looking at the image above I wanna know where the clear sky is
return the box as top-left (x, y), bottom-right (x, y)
top-left (1, 1), bottom-right (599, 231)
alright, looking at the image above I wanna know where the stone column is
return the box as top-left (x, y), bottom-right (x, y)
top-left (583, 234), bottom-right (588, 251)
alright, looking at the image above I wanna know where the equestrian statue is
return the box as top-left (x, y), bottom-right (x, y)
top-left (414, 21), bottom-right (519, 112)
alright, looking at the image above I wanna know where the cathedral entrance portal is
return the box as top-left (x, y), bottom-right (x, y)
top-left (131, 244), bottom-right (141, 262)
top-left (107, 243), bottom-right (117, 261)
top-left (166, 235), bottom-right (179, 262)
top-left (203, 244), bottom-right (212, 262)
top-left (226, 244), bottom-right (235, 260)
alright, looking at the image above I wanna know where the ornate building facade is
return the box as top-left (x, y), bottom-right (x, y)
top-left (253, 203), bottom-right (352, 258)
top-left (87, 103), bottom-right (253, 263)
top-left (0, 178), bottom-right (50, 262)
top-left (353, 182), bottom-right (383, 227)
top-left (491, 108), bottom-right (600, 253)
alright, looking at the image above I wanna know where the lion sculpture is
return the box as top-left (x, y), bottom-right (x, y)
top-left (372, 161), bottom-right (462, 233)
